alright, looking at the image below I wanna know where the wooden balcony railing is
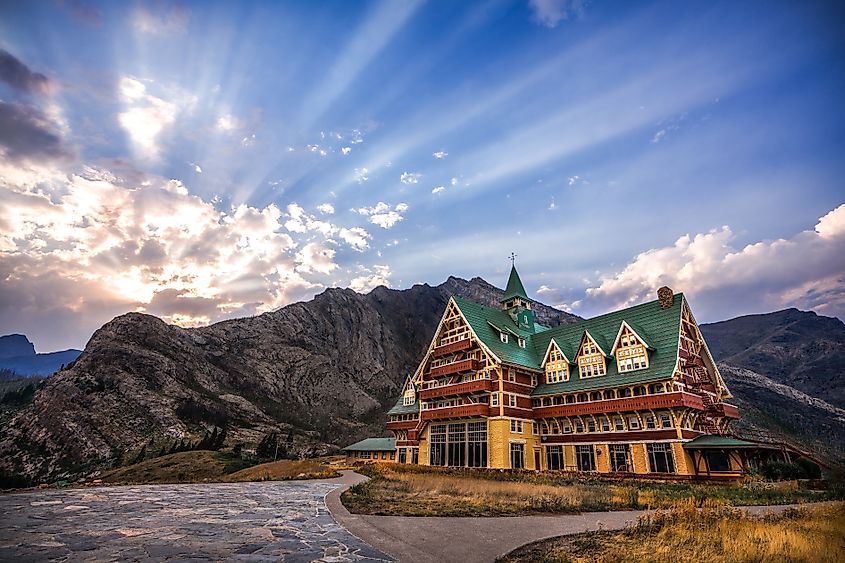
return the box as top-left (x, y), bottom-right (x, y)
top-left (428, 358), bottom-right (480, 379)
top-left (386, 419), bottom-right (420, 431)
top-left (420, 403), bottom-right (491, 421)
top-left (532, 391), bottom-right (706, 419)
top-left (432, 339), bottom-right (472, 357)
top-left (420, 378), bottom-right (494, 400)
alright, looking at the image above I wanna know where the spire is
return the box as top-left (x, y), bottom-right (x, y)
top-left (501, 264), bottom-right (529, 302)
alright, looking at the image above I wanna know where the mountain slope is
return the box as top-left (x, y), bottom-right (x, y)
top-left (0, 334), bottom-right (81, 377)
top-left (701, 310), bottom-right (845, 463)
top-left (0, 277), bottom-right (578, 481)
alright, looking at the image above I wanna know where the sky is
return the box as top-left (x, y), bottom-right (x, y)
top-left (0, 0), bottom-right (843, 352)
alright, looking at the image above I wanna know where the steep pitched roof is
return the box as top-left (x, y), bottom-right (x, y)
top-left (450, 293), bottom-right (685, 395)
top-left (342, 437), bottom-right (396, 451)
top-left (387, 396), bottom-right (420, 415)
top-left (500, 265), bottom-right (530, 302)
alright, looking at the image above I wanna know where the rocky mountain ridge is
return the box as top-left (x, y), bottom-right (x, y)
top-left (0, 334), bottom-right (81, 377)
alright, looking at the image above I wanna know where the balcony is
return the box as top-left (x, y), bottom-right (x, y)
top-left (421, 403), bottom-right (491, 421)
top-left (710, 402), bottom-right (741, 419)
top-left (432, 339), bottom-right (472, 357)
top-left (420, 378), bottom-right (494, 400)
top-left (386, 419), bottom-right (420, 431)
top-left (428, 358), bottom-right (480, 379)
top-left (532, 391), bottom-right (706, 419)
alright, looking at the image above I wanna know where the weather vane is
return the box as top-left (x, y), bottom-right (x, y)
top-left (508, 252), bottom-right (517, 266)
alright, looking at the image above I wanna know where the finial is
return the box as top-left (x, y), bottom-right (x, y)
top-left (508, 252), bottom-right (517, 266)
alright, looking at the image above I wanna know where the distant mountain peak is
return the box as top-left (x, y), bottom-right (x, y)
top-left (0, 334), bottom-right (36, 359)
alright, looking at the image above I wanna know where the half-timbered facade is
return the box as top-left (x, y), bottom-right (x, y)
top-left (382, 265), bottom-right (745, 478)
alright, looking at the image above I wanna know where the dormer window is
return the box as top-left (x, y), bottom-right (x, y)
top-left (500, 332), bottom-right (508, 344)
top-left (544, 341), bottom-right (570, 383)
top-left (518, 337), bottom-right (526, 348)
top-left (577, 333), bottom-right (606, 378)
top-left (402, 386), bottom-right (416, 406)
top-left (615, 324), bottom-right (649, 373)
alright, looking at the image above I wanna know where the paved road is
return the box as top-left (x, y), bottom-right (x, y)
top-left (327, 479), bottom-right (801, 563)
top-left (0, 472), bottom-right (392, 562)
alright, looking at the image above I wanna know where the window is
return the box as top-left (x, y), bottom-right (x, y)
top-left (411, 448), bottom-right (419, 464)
top-left (601, 419), bottom-right (610, 432)
top-left (705, 450), bottom-right (731, 472)
top-left (576, 445), bottom-right (596, 471)
top-left (587, 420), bottom-right (596, 432)
top-left (402, 386), bottom-right (416, 406)
top-left (518, 337), bottom-right (526, 348)
top-left (532, 422), bottom-right (539, 435)
top-left (546, 368), bottom-right (568, 384)
top-left (491, 393), bottom-right (499, 407)
top-left (398, 448), bottom-right (407, 464)
top-left (510, 420), bottom-right (523, 433)
top-left (614, 417), bottom-right (624, 431)
top-left (507, 369), bottom-right (516, 382)
top-left (381, 451), bottom-right (387, 459)
top-left (507, 394), bottom-right (517, 407)
top-left (531, 373), bottom-right (537, 386)
top-left (447, 423), bottom-right (466, 467)
top-left (609, 444), bottom-right (631, 472)
top-left (629, 416), bottom-right (640, 430)
top-left (547, 445), bottom-right (564, 470)
top-left (510, 443), bottom-right (525, 469)
top-left (647, 443), bottom-right (676, 473)
top-left (645, 416), bottom-right (656, 429)
top-left (616, 326), bottom-right (649, 372)
top-left (500, 333), bottom-right (508, 344)
top-left (575, 421), bottom-right (584, 433)
top-left (429, 424), bottom-right (446, 466)
top-left (577, 334), bottom-right (607, 378)
top-left (660, 414), bottom-right (672, 428)
top-left (467, 421), bottom-right (488, 468)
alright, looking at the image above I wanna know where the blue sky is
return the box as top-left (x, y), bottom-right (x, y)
top-left (0, 0), bottom-right (843, 351)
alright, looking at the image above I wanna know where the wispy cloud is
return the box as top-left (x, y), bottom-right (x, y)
top-left (0, 50), bottom-right (52, 95)
top-left (400, 171), bottom-right (421, 184)
top-left (354, 202), bottom-right (409, 229)
top-left (528, 0), bottom-right (586, 28)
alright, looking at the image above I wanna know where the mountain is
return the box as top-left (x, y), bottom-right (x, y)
top-left (700, 309), bottom-right (845, 463)
top-left (0, 334), bottom-right (81, 377)
top-left (0, 276), bottom-right (579, 482)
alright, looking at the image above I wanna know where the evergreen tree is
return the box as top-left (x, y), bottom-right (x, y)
top-left (131, 444), bottom-right (147, 465)
top-left (212, 426), bottom-right (227, 451)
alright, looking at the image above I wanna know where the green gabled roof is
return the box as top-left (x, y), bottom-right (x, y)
top-left (622, 320), bottom-right (655, 350)
top-left (387, 396), bottom-right (420, 415)
top-left (449, 292), bottom-right (685, 395)
top-left (682, 435), bottom-right (759, 449)
top-left (342, 437), bottom-right (396, 451)
top-left (453, 296), bottom-right (543, 368)
top-left (531, 294), bottom-right (684, 395)
top-left (500, 265), bottom-right (530, 302)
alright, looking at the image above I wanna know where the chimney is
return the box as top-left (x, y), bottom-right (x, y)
top-left (657, 286), bottom-right (674, 309)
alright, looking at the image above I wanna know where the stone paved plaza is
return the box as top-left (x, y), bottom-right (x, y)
top-left (0, 478), bottom-right (393, 562)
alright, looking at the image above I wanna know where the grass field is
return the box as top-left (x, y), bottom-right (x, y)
top-left (98, 451), bottom-right (338, 485)
top-left (500, 501), bottom-right (845, 562)
top-left (341, 464), bottom-right (842, 517)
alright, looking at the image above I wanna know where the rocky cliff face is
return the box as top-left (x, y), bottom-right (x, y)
top-left (0, 277), bottom-right (579, 481)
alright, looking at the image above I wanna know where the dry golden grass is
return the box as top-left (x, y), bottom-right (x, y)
top-left (502, 501), bottom-right (845, 563)
top-left (224, 459), bottom-right (336, 482)
top-left (342, 464), bottom-right (842, 517)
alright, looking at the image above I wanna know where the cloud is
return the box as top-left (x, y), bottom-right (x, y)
top-left (317, 203), bottom-right (335, 215)
top-left (117, 77), bottom-right (178, 160)
top-left (528, 0), bottom-right (586, 28)
top-left (578, 204), bottom-right (845, 321)
top-left (400, 171), bottom-right (421, 184)
top-left (0, 102), bottom-right (73, 162)
top-left (215, 114), bottom-right (243, 132)
top-left (548, 198), bottom-right (557, 210)
top-left (295, 242), bottom-right (337, 275)
top-left (241, 134), bottom-right (256, 147)
top-left (354, 202), bottom-right (409, 229)
top-left (133, 5), bottom-right (190, 34)
top-left (349, 265), bottom-right (391, 293)
top-left (341, 146), bottom-right (351, 155)
top-left (338, 227), bottom-right (371, 252)
top-left (432, 186), bottom-right (445, 194)
top-left (190, 162), bottom-right (202, 173)
top-left (0, 50), bottom-right (52, 95)
top-left (433, 151), bottom-right (448, 159)
top-left (354, 167), bottom-right (369, 183)
top-left (0, 160), bottom-right (338, 347)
